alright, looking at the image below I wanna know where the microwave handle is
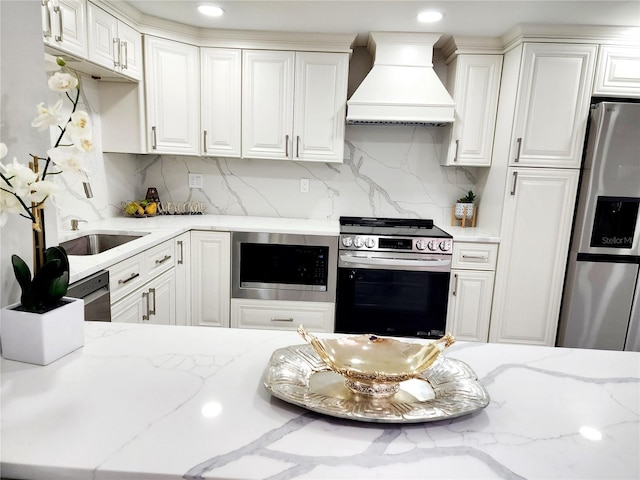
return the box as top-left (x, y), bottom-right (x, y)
top-left (340, 253), bottom-right (451, 269)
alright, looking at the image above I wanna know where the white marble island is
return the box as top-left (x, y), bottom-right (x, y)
top-left (1, 322), bottom-right (638, 480)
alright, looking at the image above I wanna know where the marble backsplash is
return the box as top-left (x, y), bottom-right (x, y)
top-left (132, 126), bottom-right (477, 226)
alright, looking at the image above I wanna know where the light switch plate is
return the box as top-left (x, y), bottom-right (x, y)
top-left (189, 173), bottom-right (204, 189)
top-left (300, 178), bottom-right (309, 193)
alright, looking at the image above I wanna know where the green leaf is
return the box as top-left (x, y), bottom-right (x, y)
top-left (11, 254), bottom-right (32, 307)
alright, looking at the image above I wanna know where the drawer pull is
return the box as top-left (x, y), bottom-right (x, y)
top-left (462, 254), bottom-right (489, 260)
top-left (452, 273), bottom-right (458, 296)
top-left (142, 291), bottom-right (150, 321)
top-left (155, 254), bottom-right (172, 265)
top-left (118, 272), bottom-right (140, 285)
top-left (149, 288), bottom-right (156, 315)
top-left (271, 317), bottom-right (294, 322)
top-left (514, 137), bottom-right (522, 163)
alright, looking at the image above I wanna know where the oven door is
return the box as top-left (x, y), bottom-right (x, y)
top-left (335, 251), bottom-right (451, 338)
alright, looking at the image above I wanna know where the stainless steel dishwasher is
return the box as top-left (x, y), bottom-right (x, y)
top-left (67, 270), bottom-right (112, 322)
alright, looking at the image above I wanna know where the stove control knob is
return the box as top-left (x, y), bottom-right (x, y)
top-left (415, 239), bottom-right (428, 251)
top-left (342, 236), bottom-right (353, 248)
top-left (354, 237), bottom-right (365, 248)
top-left (365, 237), bottom-right (376, 248)
top-left (439, 241), bottom-right (451, 252)
top-left (427, 240), bottom-right (439, 251)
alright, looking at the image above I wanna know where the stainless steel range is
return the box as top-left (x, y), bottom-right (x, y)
top-left (335, 217), bottom-right (452, 338)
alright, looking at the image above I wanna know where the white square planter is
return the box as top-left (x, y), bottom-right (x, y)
top-left (1, 297), bottom-right (85, 365)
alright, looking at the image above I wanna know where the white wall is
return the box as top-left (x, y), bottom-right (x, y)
top-left (0, 1), bottom-right (52, 308)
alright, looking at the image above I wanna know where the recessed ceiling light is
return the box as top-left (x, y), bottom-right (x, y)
top-left (198, 4), bottom-right (224, 17)
top-left (417, 11), bottom-right (444, 23)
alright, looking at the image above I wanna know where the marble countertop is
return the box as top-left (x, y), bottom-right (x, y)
top-left (62, 215), bottom-right (499, 283)
top-left (1, 322), bottom-right (638, 480)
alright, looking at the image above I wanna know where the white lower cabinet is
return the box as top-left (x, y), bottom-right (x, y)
top-left (111, 268), bottom-right (176, 325)
top-left (446, 242), bottom-right (498, 342)
top-left (489, 167), bottom-right (579, 346)
top-left (231, 298), bottom-right (334, 332)
top-left (190, 231), bottom-right (231, 327)
top-left (109, 239), bottom-right (177, 325)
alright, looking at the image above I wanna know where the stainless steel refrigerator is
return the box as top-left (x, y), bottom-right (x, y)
top-left (557, 101), bottom-right (640, 351)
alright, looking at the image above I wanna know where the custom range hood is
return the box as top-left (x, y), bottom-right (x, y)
top-left (346, 32), bottom-right (455, 126)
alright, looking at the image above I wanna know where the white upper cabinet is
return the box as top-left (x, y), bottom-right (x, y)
top-left (145, 36), bottom-right (200, 155)
top-left (201, 48), bottom-right (242, 157)
top-left (41, 0), bottom-right (87, 58)
top-left (242, 50), bottom-right (349, 162)
top-left (593, 45), bottom-right (640, 97)
top-left (442, 54), bottom-right (503, 166)
top-left (509, 43), bottom-right (597, 168)
top-left (87, 3), bottom-right (142, 80)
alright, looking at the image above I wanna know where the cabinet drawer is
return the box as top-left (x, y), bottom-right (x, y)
top-left (231, 299), bottom-right (334, 332)
top-left (452, 243), bottom-right (498, 270)
top-left (108, 254), bottom-right (145, 303)
top-left (146, 240), bottom-right (175, 278)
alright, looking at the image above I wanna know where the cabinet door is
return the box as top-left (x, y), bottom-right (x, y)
top-left (242, 50), bottom-right (294, 160)
top-left (145, 36), bottom-right (200, 155)
top-left (146, 269), bottom-right (176, 325)
top-left (116, 21), bottom-right (143, 81)
top-left (174, 232), bottom-right (191, 326)
top-left (201, 48), bottom-right (242, 157)
top-left (443, 54), bottom-right (502, 166)
top-left (510, 43), bottom-right (597, 168)
top-left (111, 289), bottom-right (146, 324)
top-left (42, 0), bottom-right (87, 58)
top-left (593, 45), bottom-right (640, 97)
top-left (86, 3), bottom-right (117, 70)
top-left (191, 231), bottom-right (231, 327)
top-left (446, 270), bottom-right (495, 342)
top-left (293, 52), bottom-right (349, 163)
top-left (489, 168), bottom-right (579, 346)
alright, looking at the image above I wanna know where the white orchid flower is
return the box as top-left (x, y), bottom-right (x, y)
top-left (28, 179), bottom-right (60, 203)
top-left (0, 143), bottom-right (7, 161)
top-left (0, 158), bottom-right (38, 197)
top-left (0, 189), bottom-right (25, 226)
top-left (31, 99), bottom-right (64, 131)
top-left (47, 146), bottom-right (90, 178)
top-left (47, 72), bottom-right (78, 92)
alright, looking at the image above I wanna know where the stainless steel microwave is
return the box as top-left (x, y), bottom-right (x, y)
top-left (231, 231), bottom-right (338, 302)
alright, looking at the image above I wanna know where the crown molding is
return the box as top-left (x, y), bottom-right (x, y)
top-left (441, 36), bottom-right (504, 64)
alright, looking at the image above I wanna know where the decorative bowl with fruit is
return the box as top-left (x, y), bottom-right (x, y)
top-left (122, 200), bottom-right (158, 217)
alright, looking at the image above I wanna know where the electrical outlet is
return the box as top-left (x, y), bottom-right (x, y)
top-left (189, 173), bottom-right (204, 189)
top-left (300, 178), bottom-right (309, 193)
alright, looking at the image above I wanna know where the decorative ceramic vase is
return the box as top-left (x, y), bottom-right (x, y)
top-left (454, 202), bottom-right (475, 220)
top-left (0, 297), bottom-right (84, 365)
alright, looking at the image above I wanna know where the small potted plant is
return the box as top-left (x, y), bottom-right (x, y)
top-left (454, 190), bottom-right (477, 226)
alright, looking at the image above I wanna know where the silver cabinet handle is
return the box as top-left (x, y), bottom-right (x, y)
top-left (285, 134), bottom-right (289, 157)
top-left (149, 288), bottom-right (156, 315)
top-left (271, 317), bottom-right (294, 322)
top-left (155, 254), bottom-right (172, 265)
top-left (453, 139), bottom-right (460, 162)
top-left (54, 3), bottom-right (62, 42)
top-left (296, 136), bottom-right (300, 158)
top-left (42, 0), bottom-right (52, 38)
top-left (118, 272), bottom-right (139, 285)
top-left (142, 291), bottom-right (150, 321)
top-left (177, 240), bottom-right (184, 265)
top-left (151, 126), bottom-right (157, 150)
top-left (461, 254), bottom-right (489, 260)
top-left (452, 273), bottom-right (458, 296)
top-left (113, 37), bottom-right (120, 68)
top-left (514, 137), bottom-right (522, 163)
top-left (121, 40), bottom-right (128, 70)
top-left (510, 171), bottom-right (518, 196)
top-left (203, 130), bottom-right (208, 153)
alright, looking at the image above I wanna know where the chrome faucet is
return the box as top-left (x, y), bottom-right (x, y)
top-left (70, 219), bottom-right (88, 231)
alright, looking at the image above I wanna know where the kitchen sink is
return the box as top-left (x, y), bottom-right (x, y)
top-left (60, 232), bottom-right (149, 256)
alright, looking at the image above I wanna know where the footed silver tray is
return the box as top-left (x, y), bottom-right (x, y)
top-left (263, 344), bottom-right (490, 423)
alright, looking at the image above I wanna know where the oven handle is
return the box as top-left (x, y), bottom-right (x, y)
top-left (339, 253), bottom-right (451, 270)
